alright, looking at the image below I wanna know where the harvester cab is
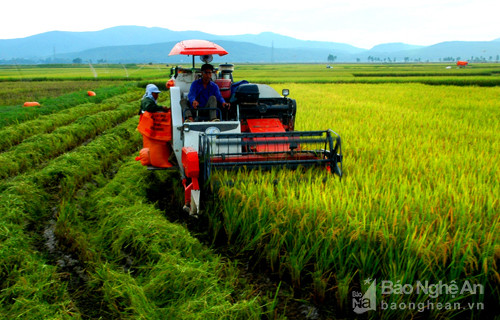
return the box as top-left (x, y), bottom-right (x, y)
top-left (162, 40), bottom-right (342, 216)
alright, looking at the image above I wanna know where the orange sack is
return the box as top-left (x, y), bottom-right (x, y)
top-left (142, 136), bottom-right (174, 168)
top-left (87, 91), bottom-right (96, 96)
top-left (23, 102), bottom-right (40, 107)
top-left (137, 111), bottom-right (172, 141)
top-left (137, 111), bottom-right (173, 168)
top-left (135, 148), bottom-right (152, 166)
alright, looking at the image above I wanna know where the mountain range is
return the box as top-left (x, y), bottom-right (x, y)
top-left (1, 26), bottom-right (499, 64)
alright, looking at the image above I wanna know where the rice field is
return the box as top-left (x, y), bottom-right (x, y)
top-left (0, 63), bottom-right (170, 81)
top-left (0, 63), bottom-right (498, 319)
top-left (209, 82), bottom-right (499, 319)
top-left (235, 63), bottom-right (500, 86)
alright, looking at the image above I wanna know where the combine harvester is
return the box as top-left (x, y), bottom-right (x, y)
top-left (148, 40), bottom-right (342, 215)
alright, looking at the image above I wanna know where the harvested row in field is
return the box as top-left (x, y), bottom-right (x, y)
top-left (0, 64), bottom-right (169, 81)
top-left (0, 219), bottom-right (77, 318)
top-left (0, 98), bottom-right (141, 179)
top-left (0, 80), bottom-right (126, 106)
top-left (0, 89), bottom-right (143, 152)
top-left (0, 116), bottom-right (142, 318)
top-left (50, 160), bottom-right (268, 319)
top-left (0, 83), bottom-right (135, 128)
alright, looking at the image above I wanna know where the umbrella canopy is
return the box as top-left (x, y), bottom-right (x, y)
top-left (168, 40), bottom-right (228, 56)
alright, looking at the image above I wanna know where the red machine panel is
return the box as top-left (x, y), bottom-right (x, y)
top-left (182, 147), bottom-right (199, 178)
top-left (246, 119), bottom-right (289, 153)
top-left (214, 79), bottom-right (231, 99)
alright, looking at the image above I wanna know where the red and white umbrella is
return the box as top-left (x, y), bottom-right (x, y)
top-left (168, 40), bottom-right (228, 56)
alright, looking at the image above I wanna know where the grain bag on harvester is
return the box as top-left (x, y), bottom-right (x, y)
top-left (147, 39), bottom-right (342, 215)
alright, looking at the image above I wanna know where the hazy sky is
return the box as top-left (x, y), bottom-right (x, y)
top-left (1, 0), bottom-right (498, 49)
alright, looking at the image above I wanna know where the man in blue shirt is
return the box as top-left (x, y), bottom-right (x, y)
top-left (182, 64), bottom-right (229, 121)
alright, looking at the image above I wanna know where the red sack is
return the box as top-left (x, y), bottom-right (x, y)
top-left (147, 138), bottom-right (174, 168)
top-left (137, 111), bottom-right (172, 142)
top-left (135, 148), bottom-right (151, 166)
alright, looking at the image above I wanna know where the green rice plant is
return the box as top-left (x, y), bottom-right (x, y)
top-left (207, 82), bottom-right (499, 318)
top-left (0, 80), bottom-right (127, 106)
top-left (0, 89), bottom-right (142, 151)
top-left (50, 159), bottom-right (267, 319)
top-left (0, 64), bottom-right (169, 81)
top-left (0, 65), bottom-right (498, 319)
top-left (0, 98), bottom-right (141, 179)
top-left (0, 115), bottom-right (142, 232)
top-left (0, 229), bottom-right (79, 319)
top-left (0, 116), bottom-right (143, 318)
top-left (352, 71), bottom-right (494, 77)
top-left (233, 63), bottom-right (500, 86)
top-left (0, 83), bottom-right (135, 128)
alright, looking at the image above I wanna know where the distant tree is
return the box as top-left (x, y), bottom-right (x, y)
top-left (356, 58), bottom-right (360, 63)
top-left (73, 57), bottom-right (82, 64)
top-left (496, 55), bottom-right (499, 62)
top-left (327, 54), bottom-right (337, 62)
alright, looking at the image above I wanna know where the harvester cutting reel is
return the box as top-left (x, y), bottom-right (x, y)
top-left (200, 129), bottom-right (342, 187)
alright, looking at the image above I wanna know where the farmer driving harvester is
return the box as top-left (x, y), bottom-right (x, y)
top-left (180, 63), bottom-right (230, 122)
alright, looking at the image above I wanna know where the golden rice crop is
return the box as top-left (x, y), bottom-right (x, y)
top-left (210, 82), bottom-right (499, 318)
